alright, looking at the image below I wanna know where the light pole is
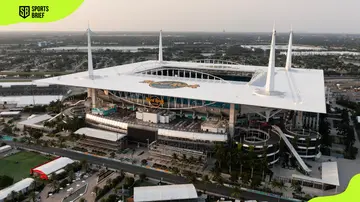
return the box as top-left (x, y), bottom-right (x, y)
top-left (146, 138), bottom-right (149, 149)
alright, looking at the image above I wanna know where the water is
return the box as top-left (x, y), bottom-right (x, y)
top-left (43, 46), bottom-right (163, 52)
top-left (242, 44), bottom-right (326, 51)
top-left (1, 135), bottom-right (14, 141)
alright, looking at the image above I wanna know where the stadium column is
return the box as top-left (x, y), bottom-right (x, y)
top-left (91, 88), bottom-right (96, 108)
top-left (296, 111), bottom-right (303, 128)
top-left (87, 88), bottom-right (91, 98)
top-left (229, 103), bottom-right (236, 138)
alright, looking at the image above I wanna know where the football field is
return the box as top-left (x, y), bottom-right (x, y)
top-left (0, 151), bottom-right (51, 182)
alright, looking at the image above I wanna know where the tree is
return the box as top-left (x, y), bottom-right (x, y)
top-left (29, 191), bottom-right (36, 202)
top-left (182, 154), bottom-right (187, 163)
top-left (110, 152), bottom-right (115, 158)
top-left (202, 174), bottom-right (210, 193)
top-left (250, 176), bottom-right (262, 189)
top-left (229, 171), bottom-right (239, 183)
top-left (68, 170), bottom-right (75, 181)
top-left (80, 159), bottom-right (89, 172)
top-left (10, 191), bottom-right (18, 201)
top-left (0, 175), bottom-right (14, 189)
top-left (79, 198), bottom-right (86, 202)
top-left (240, 172), bottom-right (250, 186)
top-left (172, 153), bottom-right (178, 162)
top-left (140, 173), bottom-right (146, 182)
top-left (231, 186), bottom-right (242, 199)
top-left (141, 159), bottom-right (147, 166)
top-left (93, 186), bottom-right (100, 195)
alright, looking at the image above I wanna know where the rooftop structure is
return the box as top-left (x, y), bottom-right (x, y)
top-left (134, 184), bottom-right (198, 202)
top-left (0, 95), bottom-right (63, 107)
top-left (31, 157), bottom-right (74, 180)
top-left (74, 127), bottom-right (126, 142)
top-left (0, 178), bottom-right (34, 202)
top-left (17, 114), bottom-right (52, 131)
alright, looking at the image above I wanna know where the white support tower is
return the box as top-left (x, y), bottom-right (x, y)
top-left (158, 30), bottom-right (163, 63)
top-left (229, 103), bottom-right (236, 138)
top-left (87, 25), bottom-right (94, 80)
top-left (285, 29), bottom-right (293, 71)
top-left (265, 26), bottom-right (276, 93)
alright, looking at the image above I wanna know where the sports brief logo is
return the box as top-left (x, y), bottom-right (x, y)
top-left (19, 6), bottom-right (30, 19)
top-left (140, 80), bottom-right (200, 89)
top-left (19, 6), bottom-right (50, 19)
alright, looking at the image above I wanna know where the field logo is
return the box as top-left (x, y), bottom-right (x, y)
top-left (146, 96), bottom-right (164, 107)
top-left (140, 80), bottom-right (200, 89)
top-left (19, 6), bottom-right (30, 19)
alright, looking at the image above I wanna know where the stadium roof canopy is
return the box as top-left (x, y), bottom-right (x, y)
top-left (35, 28), bottom-right (326, 114)
top-left (75, 127), bottom-right (126, 141)
top-left (134, 184), bottom-right (198, 202)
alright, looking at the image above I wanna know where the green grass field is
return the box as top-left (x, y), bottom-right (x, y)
top-left (0, 151), bottom-right (52, 182)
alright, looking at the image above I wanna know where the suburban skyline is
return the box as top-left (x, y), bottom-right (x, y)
top-left (1, 0), bottom-right (360, 33)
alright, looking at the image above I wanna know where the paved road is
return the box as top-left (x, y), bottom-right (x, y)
top-left (6, 142), bottom-right (295, 202)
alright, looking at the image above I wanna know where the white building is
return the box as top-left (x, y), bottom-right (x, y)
top-left (0, 145), bottom-right (11, 154)
top-left (0, 178), bottom-right (34, 202)
top-left (31, 157), bottom-right (74, 180)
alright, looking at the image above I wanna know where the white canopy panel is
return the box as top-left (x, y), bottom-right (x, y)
top-left (74, 127), bottom-right (126, 142)
top-left (35, 60), bottom-right (326, 113)
top-left (134, 184), bottom-right (197, 202)
top-left (158, 129), bottom-right (228, 142)
top-left (0, 178), bottom-right (34, 201)
top-left (33, 157), bottom-right (74, 175)
top-left (321, 161), bottom-right (340, 186)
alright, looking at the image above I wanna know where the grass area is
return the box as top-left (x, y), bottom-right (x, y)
top-left (0, 151), bottom-right (52, 182)
top-left (0, 79), bottom-right (33, 82)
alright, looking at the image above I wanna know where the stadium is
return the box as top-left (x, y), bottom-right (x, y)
top-left (35, 27), bottom-right (326, 175)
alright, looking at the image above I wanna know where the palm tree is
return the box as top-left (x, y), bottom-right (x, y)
top-left (50, 180), bottom-right (59, 191)
top-left (80, 159), bottom-right (89, 172)
top-left (231, 186), bottom-right (242, 199)
top-left (29, 191), bottom-right (36, 202)
top-left (10, 191), bottom-right (18, 201)
top-left (93, 186), bottom-right (100, 195)
top-left (172, 153), bottom-right (178, 162)
top-left (182, 154), bottom-right (187, 163)
top-left (202, 175), bottom-right (210, 193)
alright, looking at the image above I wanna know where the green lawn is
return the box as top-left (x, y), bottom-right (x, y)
top-left (0, 151), bottom-right (52, 182)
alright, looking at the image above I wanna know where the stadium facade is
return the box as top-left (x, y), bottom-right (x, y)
top-left (36, 27), bottom-right (326, 174)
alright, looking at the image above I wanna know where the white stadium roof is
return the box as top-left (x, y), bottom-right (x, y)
top-left (34, 29), bottom-right (326, 114)
top-left (0, 178), bottom-right (34, 201)
top-left (74, 127), bottom-right (126, 141)
top-left (134, 184), bottom-right (198, 202)
top-left (33, 157), bottom-right (74, 175)
top-left (158, 129), bottom-right (228, 142)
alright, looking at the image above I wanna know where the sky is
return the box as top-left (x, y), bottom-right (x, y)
top-left (1, 0), bottom-right (360, 33)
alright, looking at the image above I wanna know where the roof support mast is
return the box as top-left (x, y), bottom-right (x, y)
top-left (265, 24), bottom-right (276, 93)
top-left (158, 30), bottom-right (163, 63)
top-left (87, 23), bottom-right (94, 80)
top-left (285, 27), bottom-right (293, 71)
